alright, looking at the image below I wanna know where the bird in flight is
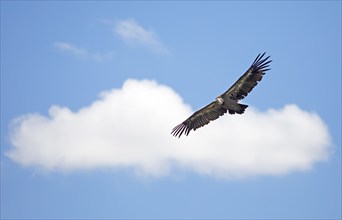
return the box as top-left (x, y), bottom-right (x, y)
top-left (171, 52), bottom-right (272, 138)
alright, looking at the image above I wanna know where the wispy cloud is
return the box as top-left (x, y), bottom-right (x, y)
top-left (53, 42), bottom-right (114, 62)
top-left (6, 79), bottom-right (331, 179)
top-left (114, 19), bottom-right (170, 55)
top-left (54, 42), bottom-right (88, 59)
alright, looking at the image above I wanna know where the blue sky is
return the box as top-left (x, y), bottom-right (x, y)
top-left (1, 1), bottom-right (341, 219)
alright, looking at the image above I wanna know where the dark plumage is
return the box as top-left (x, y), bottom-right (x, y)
top-left (171, 52), bottom-right (272, 138)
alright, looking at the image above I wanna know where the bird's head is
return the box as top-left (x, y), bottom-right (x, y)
top-left (215, 97), bottom-right (224, 105)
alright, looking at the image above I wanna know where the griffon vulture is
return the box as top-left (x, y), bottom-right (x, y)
top-left (171, 52), bottom-right (272, 138)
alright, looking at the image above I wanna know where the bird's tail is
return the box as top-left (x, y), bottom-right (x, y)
top-left (228, 104), bottom-right (248, 114)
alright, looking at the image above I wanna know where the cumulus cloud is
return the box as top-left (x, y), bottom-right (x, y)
top-left (114, 19), bottom-right (169, 55)
top-left (6, 79), bottom-right (331, 179)
top-left (53, 42), bottom-right (114, 62)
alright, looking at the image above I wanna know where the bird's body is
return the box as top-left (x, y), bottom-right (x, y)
top-left (219, 96), bottom-right (247, 114)
top-left (171, 52), bottom-right (272, 138)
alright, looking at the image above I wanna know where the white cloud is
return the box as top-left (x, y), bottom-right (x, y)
top-left (53, 42), bottom-right (114, 62)
top-left (54, 42), bottom-right (88, 58)
top-left (6, 79), bottom-right (331, 179)
top-left (114, 19), bottom-right (170, 55)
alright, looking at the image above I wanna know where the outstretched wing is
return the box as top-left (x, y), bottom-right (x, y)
top-left (224, 52), bottom-right (272, 101)
top-left (171, 100), bottom-right (227, 138)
